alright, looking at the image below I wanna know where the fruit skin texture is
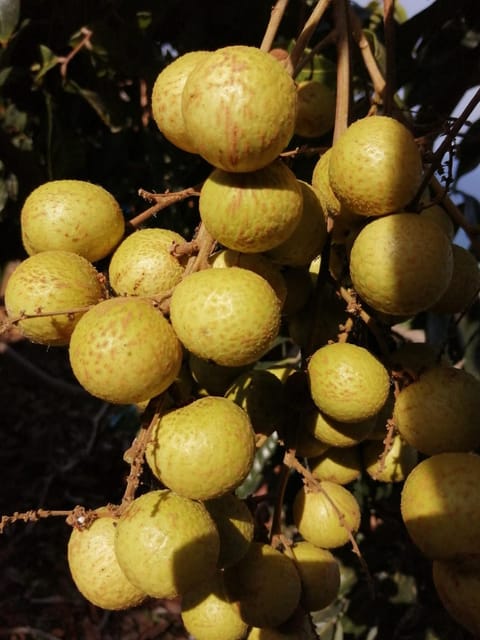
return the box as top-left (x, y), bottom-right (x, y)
top-left (199, 160), bottom-right (302, 253)
top-left (329, 115), bottom-right (423, 217)
top-left (393, 365), bottom-right (480, 455)
top-left (225, 542), bottom-right (301, 628)
top-left (309, 446), bottom-right (362, 485)
top-left (108, 228), bottom-right (187, 297)
top-left (294, 80), bottom-right (336, 139)
top-left (293, 482), bottom-right (361, 549)
top-left (400, 452), bottom-right (480, 560)
top-left (69, 297), bottom-right (182, 404)
top-left (21, 179), bottom-right (125, 262)
top-left (349, 213), bottom-right (453, 316)
top-left (169, 266), bottom-right (281, 367)
top-left (145, 396), bottom-right (255, 500)
top-left (151, 50), bottom-right (210, 153)
top-left (308, 342), bottom-right (390, 424)
top-left (114, 490), bottom-right (220, 598)
top-left (182, 45), bottom-right (297, 172)
top-left (67, 510), bottom-right (146, 610)
top-left (430, 244), bottom-right (480, 314)
top-left (291, 541), bottom-right (341, 612)
top-left (4, 250), bottom-right (105, 346)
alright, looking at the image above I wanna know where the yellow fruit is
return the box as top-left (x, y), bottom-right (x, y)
top-left (4, 251), bottom-right (105, 346)
top-left (114, 490), bottom-right (220, 598)
top-left (225, 542), bottom-right (301, 628)
top-left (294, 80), bottom-right (336, 138)
top-left (108, 228), bottom-right (187, 296)
top-left (151, 50), bottom-right (211, 153)
top-left (182, 45), bottom-right (297, 172)
top-left (199, 160), bottom-right (302, 253)
top-left (67, 509), bottom-right (146, 610)
top-left (293, 482), bottom-right (361, 549)
top-left (169, 267), bottom-right (281, 367)
top-left (349, 213), bottom-right (454, 316)
top-left (400, 452), bottom-right (480, 560)
top-left (304, 408), bottom-right (376, 448)
top-left (181, 571), bottom-right (248, 640)
top-left (309, 446), bottom-right (362, 485)
top-left (295, 425), bottom-right (330, 458)
top-left (145, 396), bottom-right (255, 500)
top-left (265, 180), bottom-right (328, 267)
top-left (419, 203), bottom-right (455, 240)
top-left (291, 541), bottom-right (340, 611)
top-left (21, 179), bottom-right (125, 262)
top-left (393, 365), bottom-right (480, 455)
top-left (204, 493), bottom-right (254, 568)
top-left (69, 297), bottom-right (182, 404)
top-left (430, 244), bottom-right (480, 314)
top-left (362, 435), bottom-right (418, 483)
top-left (329, 115), bottom-right (423, 217)
top-left (308, 342), bottom-right (390, 423)
top-left (432, 557), bottom-right (480, 637)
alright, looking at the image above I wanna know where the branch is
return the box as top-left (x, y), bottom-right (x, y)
top-left (288, 0), bottom-right (334, 77)
top-left (383, 0), bottom-right (396, 116)
top-left (349, 7), bottom-right (386, 100)
top-left (129, 184), bottom-right (202, 228)
top-left (332, 0), bottom-right (351, 141)
top-left (260, 0), bottom-right (290, 53)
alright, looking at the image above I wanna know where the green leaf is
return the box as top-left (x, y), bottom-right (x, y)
top-left (31, 44), bottom-right (60, 84)
top-left (65, 79), bottom-right (123, 133)
top-left (0, 0), bottom-right (19, 44)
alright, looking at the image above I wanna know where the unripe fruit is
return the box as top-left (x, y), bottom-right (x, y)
top-left (349, 213), bottom-right (454, 316)
top-left (329, 115), bottom-right (423, 217)
top-left (400, 452), bottom-right (480, 560)
top-left (21, 180), bottom-right (125, 262)
top-left (199, 160), bottom-right (302, 253)
top-left (265, 180), bottom-right (328, 267)
top-left (309, 446), bottom-right (362, 485)
top-left (308, 342), bottom-right (390, 423)
top-left (67, 509), bottom-right (146, 610)
top-left (225, 542), bottom-right (301, 628)
top-left (69, 297), bottom-right (182, 404)
top-left (291, 541), bottom-right (341, 611)
top-left (145, 396), bottom-right (255, 500)
top-left (294, 80), bottom-right (336, 138)
top-left (151, 50), bottom-right (211, 153)
top-left (169, 267), bottom-right (281, 367)
top-left (362, 435), bottom-right (418, 483)
top-left (4, 251), bottom-right (105, 346)
top-left (430, 244), bottom-right (480, 314)
top-left (393, 365), bottom-right (480, 455)
top-left (114, 490), bottom-right (220, 598)
top-left (182, 45), bottom-right (297, 172)
top-left (204, 493), bottom-right (254, 568)
top-left (108, 228), bottom-right (187, 296)
top-left (293, 482), bottom-right (361, 549)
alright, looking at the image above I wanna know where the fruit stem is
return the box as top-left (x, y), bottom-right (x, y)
top-left (0, 505), bottom-right (93, 534)
top-left (260, 0), bottom-right (290, 53)
top-left (268, 462), bottom-right (291, 545)
top-left (289, 0), bottom-right (334, 77)
top-left (383, 0), bottom-right (396, 116)
top-left (332, 0), bottom-right (351, 141)
top-left (348, 7), bottom-right (386, 100)
top-left (292, 29), bottom-right (337, 79)
top-left (128, 185), bottom-right (202, 229)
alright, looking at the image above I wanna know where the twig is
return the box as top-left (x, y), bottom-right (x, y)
top-left (129, 185), bottom-right (202, 228)
top-left (289, 0), bottom-right (334, 77)
top-left (58, 27), bottom-right (93, 79)
top-left (2, 304), bottom-right (94, 331)
top-left (0, 505), bottom-right (94, 534)
top-left (332, 0), bottom-right (351, 141)
top-left (183, 222), bottom-right (217, 276)
top-left (292, 29), bottom-right (337, 79)
top-left (383, 0), bottom-right (396, 116)
top-left (260, 0), bottom-right (290, 53)
top-left (372, 418), bottom-right (396, 479)
top-left (349, 7), bottom-right (386, 100)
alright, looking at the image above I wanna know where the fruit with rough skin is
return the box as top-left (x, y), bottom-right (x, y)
top-left (309, 446), bottom-right (362, 485)
top-left (108, 228), bottom-right (187, 297)
top-left (393, 365), bottom-right (480, 455)
top-left (349, 213), bottom-right (454, 316)
top-left (328, 115), bottom-right (423, 217)
top-left (294, 80), bottom-right (336, 138)
top-left (199, 160), bottom-right (302, 253)
top-left (182, 45), bottom-right (297, 172)
top-left (265, 180), bottom-right (328, 267)
top-left (430, 244), bottom-right (480, 313)
top-left (145, 396), bottom-right (255, 500)
top-left (67, 509), bottom-right (147, 610)
top-left (225, 542), bottom-right (301, 628)
top-left (204, 493), bottom-right (254, 569)
top-left (69, 297), bottom-right (182, 404)
top-left (151, 50), bottom-right (211, 153)
top-left (291, 541), bottom-right (341, 612)
top-left (362, 435), bottom-right (418, 483)
top-left (400, 452), bottom-right (480, 560)
top-left (114, 490), bottom-right (220, 598)
top-left (4, 250), bottom-right (105, 346)
top-left (169, 266), bottom-right (281, 367)
top-left (293, 481), bottom-right (361, 549)
top-left (21, 180), bottom-right (125, 262)
top-left (308, 342), bottom-right (390, 423)
top-left (303, 408), bottom-right (376, 448)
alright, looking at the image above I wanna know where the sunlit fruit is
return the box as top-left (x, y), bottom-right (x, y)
top-left (169, 266), bottom-right (281, 367)
top-left (329, 115), bottom-right (423, 216)
top-left (145, 396), bottom-right (255, 500)
top-left (294, 80), bottom-right (336, 138)
top-left (362, 435), bottom-right (418, 483)
top-left (182, 45), bottom-right (297, 172)
top-left (69, 296), bottom-right (182, 404)
top-left (349, 213), bottom-right (454, 316)
top-left (21, 179), bottom-right (125, 262)
top-left (400, 452), bottom-right (480, 560)
top-left (291, 541), bottom-right (341, 611)
top-left (114, 490), bottom-right (220, 598)
top-left (303, 407), bottom-right (376, 448)
top-left (4, 250), bottom-right (105, 346)
top-left (309, 446), bottom-right (362, 485)
top-left (199, 160), bottom-right (302, 253)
